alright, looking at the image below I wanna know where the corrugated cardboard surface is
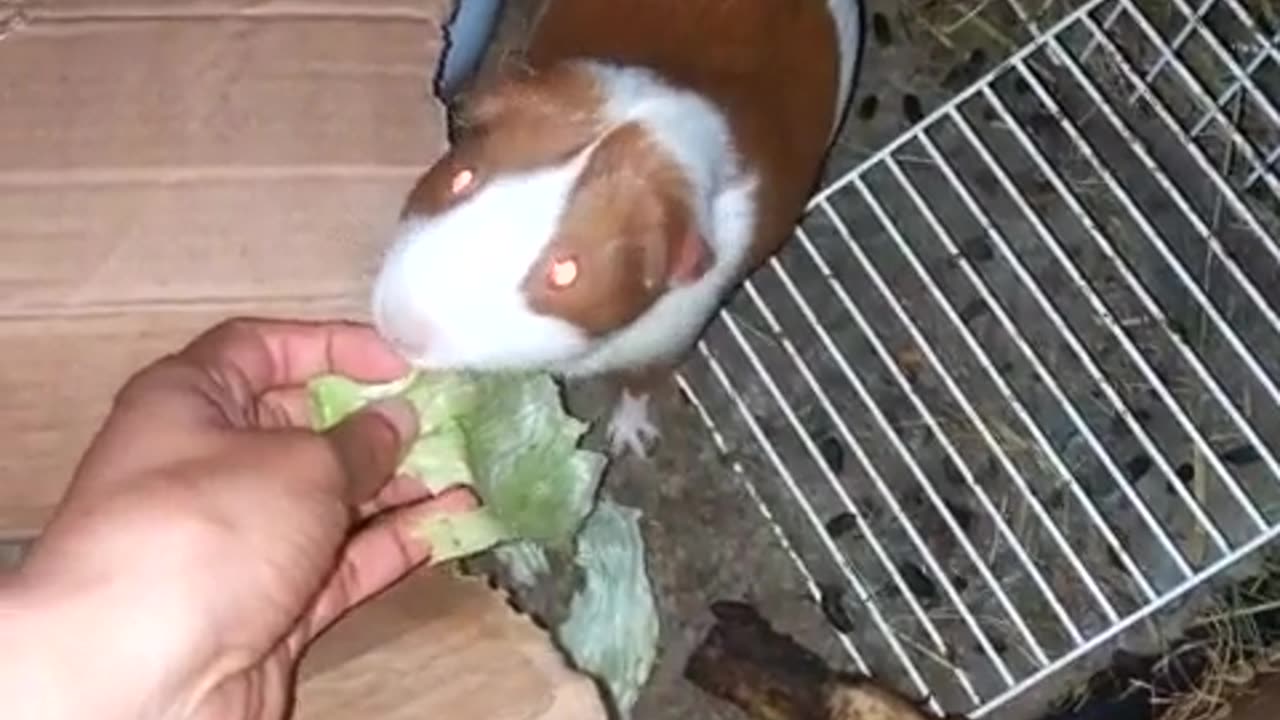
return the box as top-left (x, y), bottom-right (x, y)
top-left (0, 1), bottom-right (450, 535)
top-left (1, 4), bottom-right (608, 715)
top-left (297, 567), bottom-right (608, 719)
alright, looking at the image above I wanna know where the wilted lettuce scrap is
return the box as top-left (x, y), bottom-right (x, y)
top-left (309, 371), bottom-right (607, 563)
top-left (559, 497), bottom-right (660, 719)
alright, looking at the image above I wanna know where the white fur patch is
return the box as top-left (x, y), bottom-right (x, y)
top-left (371, 156), bottom-right (594, 371)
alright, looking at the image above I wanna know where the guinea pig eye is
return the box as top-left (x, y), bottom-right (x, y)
top-left (449, 167), bottom-right (477, 195)
top-left (547, 256), bottom-right (580, 290)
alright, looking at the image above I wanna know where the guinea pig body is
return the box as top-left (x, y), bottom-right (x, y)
top-left (372, 0), bottom-right (865, 455)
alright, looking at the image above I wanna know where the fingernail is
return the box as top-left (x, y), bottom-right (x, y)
top-left (367, 397), bottom-right (419, 446)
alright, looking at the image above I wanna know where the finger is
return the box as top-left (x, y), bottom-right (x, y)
top-left (323, 397), bottom-right (419, 505)
top-left (357, 473), bottom-right (437, 518)
top-left (296, 488), bottom-right (479, 643)
top-left (106, 319), bottom-right (412, 434)
top-left (254, 386), bottom-right (315, 429)
top-left (179, 318), bottom-right (411, 400)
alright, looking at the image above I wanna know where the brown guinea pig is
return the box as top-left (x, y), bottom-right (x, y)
top-left (371, 0), bottom-right (865, 456)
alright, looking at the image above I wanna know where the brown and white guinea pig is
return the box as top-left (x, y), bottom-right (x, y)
top-left (371, 0), bottom-right (865, 456)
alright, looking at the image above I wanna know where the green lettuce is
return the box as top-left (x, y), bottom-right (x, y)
top-left (559, 497), bottom-right (660, 719)
top-left (309, 371), bottom-right (607, 562)
top-left (308, 370), bottom-right (659, 716)
top-left (492, 540), bottom-right (553, 589)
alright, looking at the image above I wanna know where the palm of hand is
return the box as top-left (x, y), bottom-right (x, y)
top-left (18, 320), bottom-right (472, 720)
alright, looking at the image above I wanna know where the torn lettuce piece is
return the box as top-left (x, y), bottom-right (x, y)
top-left (492, 540), bottom-right (553, 590)
top-left (308, 370), bottom-right (607, 560)
top-left (309, 373), bottom-right (416, 430)
top-left (402, 422), bottom-right (472, 494)
top-left (418, 508), bottom-right (516, 565)
top-left (556, 497), bottom-right (660, 719)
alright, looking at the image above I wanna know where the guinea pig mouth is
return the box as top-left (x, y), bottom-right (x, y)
top-left (370, 284), bottom-right (434, 362)
top-left (372, 314), bottom-right (467, 371)
top-left (373, 314), bottom-right (432, 363)
top-left (372, 304), bottom-right (553, 372)
top-left (384, 315), bottom-right (594, 374)
top-left (370, 258), bottom-right (594, 371)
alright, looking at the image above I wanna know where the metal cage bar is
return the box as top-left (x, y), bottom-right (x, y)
top-left (674, 0), bottom-right (1280, 716)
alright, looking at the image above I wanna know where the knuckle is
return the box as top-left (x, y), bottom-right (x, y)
top-left (110, 354), bottom-right (190, 408)
top-left (192, 317), bottom-right (265, 357)
top-left (210, 316), bottom-right (258, 339)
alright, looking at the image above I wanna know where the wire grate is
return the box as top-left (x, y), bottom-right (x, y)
top-left (674, 0), bottom-right (1280, 716)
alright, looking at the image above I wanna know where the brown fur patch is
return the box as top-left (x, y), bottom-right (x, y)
top-left (520, 121), bottom-right (710, 336)
top-left (399, 62), bottom-right (607, 219)
top-left (527, 0), bottom-right (842, 271)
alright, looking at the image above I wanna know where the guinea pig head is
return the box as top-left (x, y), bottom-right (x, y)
top-left (371, 64), bottom-right (714, 372)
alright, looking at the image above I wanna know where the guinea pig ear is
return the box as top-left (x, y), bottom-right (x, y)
top-left (454, 62), bottom-right (536, 128)
top-left (638, 196), bottom-right (713, 290)
top-left (573, 121), bottom-right (715, 291)
top-left (610, 131), bottom-right (713, 289)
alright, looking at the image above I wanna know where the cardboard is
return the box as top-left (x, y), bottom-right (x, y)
top-left (297, 567), bottom-right (608, 720)
top-left (1, 3), bottom-right (610, 716)
top-left (0, 0), bottom-right (449, 536)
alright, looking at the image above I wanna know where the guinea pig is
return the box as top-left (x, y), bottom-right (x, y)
top-left (371, 0), bottom-right (866, 457)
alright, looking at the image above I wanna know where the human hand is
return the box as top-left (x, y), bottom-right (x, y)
top-left (4, 318), bottom-right (474, 720)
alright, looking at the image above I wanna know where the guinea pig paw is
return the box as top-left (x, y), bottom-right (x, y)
top-left (607, 390), bottom-right (661, 458)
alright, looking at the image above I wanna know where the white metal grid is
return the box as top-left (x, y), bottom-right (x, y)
top-left (675, 0), bottom-right (1280, 716)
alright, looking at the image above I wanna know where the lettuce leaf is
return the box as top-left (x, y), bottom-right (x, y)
top-left (492, 540), bottom-right (553, 590)
top-left (309, 370), bottom-right (607, 560)
top-left (309, 371), bottom-right (659, 716)
top-left (557, 497), bottom-right (660, 719)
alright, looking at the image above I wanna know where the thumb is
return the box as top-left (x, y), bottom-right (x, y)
top-left (322, 397), bottom-right (419, 505)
